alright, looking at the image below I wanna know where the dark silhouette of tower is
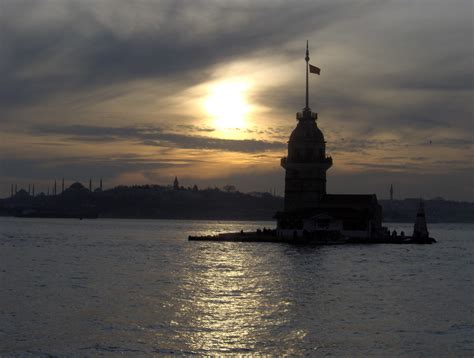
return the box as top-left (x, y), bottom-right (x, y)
top-left (281, 41), bottom-right (332, 211)
top-left (100, 178), bottom-right (103, 191)
top-left (11, 184), bottom-right (13, 198)
top-left (54, 180), bottom-right (57, 195)
top-left (275, 43), bottom-right (384, 240)
top-left (89, 178), bottom-right (92, 192)
top-left (390, 184), bottom-right (393, 200)
top-left (15, 184), bottom-right (17, 195)
top-left (32, 184), bottom-right (35, 197)
top-left (62, 178), bottom-right (65, 193)
top-left (173, 176), bottom-right (179, 190)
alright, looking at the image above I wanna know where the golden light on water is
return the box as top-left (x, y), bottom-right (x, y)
top-left (168, 235), bottom-right (298, 354)
top-left (204, 82), bottom-right (251, 130)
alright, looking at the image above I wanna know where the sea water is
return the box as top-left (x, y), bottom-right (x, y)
top-left (1, 218), bottom-right (473, 356)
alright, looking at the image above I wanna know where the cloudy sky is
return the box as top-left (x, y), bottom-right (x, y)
top-left (0, 0), bottom-right (473, 200)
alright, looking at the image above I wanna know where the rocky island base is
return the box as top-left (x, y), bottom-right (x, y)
top-left (189, 230), bottom-right (436, 245)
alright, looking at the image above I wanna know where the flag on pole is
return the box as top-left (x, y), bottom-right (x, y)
top-left (309, 64), bottom-right (321, 75)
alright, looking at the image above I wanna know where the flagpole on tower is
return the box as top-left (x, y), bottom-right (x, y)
top-left (305, 40), bottom-right (309, 110)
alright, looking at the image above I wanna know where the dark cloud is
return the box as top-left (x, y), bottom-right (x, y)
top-left (0, 154), bottom-right (198, 183)
top-left (176, 124), bottom-right (215, 133)
top-left (421, 138), bottom-right (474, 150)
top-left (33, 124), bottom-right (286, 153)
top-left (0, 0), bottom-right (373, 110)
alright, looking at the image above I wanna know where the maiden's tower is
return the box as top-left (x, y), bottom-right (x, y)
top-left (276, 42), bottom-right (384, 240)
top-left (189, 42), bottom-right (435, 244)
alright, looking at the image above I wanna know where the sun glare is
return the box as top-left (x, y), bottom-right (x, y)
top-left (204, 82), bottom-right (250, 130)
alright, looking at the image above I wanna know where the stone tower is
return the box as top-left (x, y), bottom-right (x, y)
top-left (281, 42), bottom-right (332, 211)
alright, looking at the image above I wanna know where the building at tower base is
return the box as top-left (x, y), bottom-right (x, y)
top-left (275, 194), bottom-right (384, 240)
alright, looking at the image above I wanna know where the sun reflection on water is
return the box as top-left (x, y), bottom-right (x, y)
top-left (171, 243), bottom-right (294, 354)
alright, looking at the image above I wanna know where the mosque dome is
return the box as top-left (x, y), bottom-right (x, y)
top-left (289, 119), bottom-right (325, 143)
top-left (69, 182), bottom-right (85, 190)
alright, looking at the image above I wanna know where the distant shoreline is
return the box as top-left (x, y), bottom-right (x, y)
top-left (1, 215), bottom-right (473, 225)
top-left (2, 186), bottom-right (473, 223)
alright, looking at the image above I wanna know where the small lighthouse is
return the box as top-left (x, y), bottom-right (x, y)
top-left (412, 200), bottom-right (429, 240)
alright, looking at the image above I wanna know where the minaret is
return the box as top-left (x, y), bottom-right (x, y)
top-left (15, 184), bottom-right (17, 194)
top-left (28, 184), bottom-right (31, 195)
top-left (54, 180), bottom-right (57, 195)
top-left (62, 178), bottom-right (65, 193)
top-left (11, 184), bottom-right (13, 198)
top-left (173, 176), bottom-right (179, 190)
top-left (32, 184), bottom-right (35, 197)
top-left (281, 42), bottom-right (332, 211)
top-left (390, 184), bottom-right (393, 201)
top-left (89, 178), bottom-right (92, 192)
top-left (100, 178), bottom-right (103, 191)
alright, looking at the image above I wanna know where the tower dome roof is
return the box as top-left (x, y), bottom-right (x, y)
top-left (289, 120), bottom-right (325, 143)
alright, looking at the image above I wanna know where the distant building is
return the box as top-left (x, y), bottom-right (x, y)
top-left (14, 189), bottom-right (30, 199)
top-left (173, 176), bottom-right (179, 190)
top-left (67, 182), bottom-right (89, 194)
top-left (276, 43), bottom-right (383, 240)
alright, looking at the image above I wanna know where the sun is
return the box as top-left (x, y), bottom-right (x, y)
top-left (204, 82), bottom-right (250, 130)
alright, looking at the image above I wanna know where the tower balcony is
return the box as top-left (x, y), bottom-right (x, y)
top-left (296, 111), bottom-right (317, 121)
top-left (281, 156), bottom-right (332, 169)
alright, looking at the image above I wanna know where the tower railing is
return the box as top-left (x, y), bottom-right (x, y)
top-left (296, 112), bottom-right (317, 120)
top-left (281, 155), bottom-right (333, 167)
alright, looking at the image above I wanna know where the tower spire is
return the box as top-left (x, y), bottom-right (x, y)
top-left (305, 40), bottom-right (310, 110)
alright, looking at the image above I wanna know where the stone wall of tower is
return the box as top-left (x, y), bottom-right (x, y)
top-left (282, 110), bottom-right (332, 211)
top-left (284, 166), bottom-right (329, 211)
